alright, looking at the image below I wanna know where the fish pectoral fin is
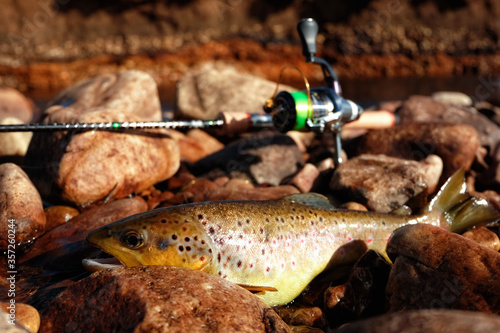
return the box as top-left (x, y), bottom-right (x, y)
top-left (238, 284), bottom-right (278, 293)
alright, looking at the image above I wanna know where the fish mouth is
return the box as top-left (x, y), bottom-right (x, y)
top-left (82, 257), bottom-right (124, 272)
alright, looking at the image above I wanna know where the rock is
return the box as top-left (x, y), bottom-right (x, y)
top-left (355, 123), bottom-right (477, 182)
top-left (0, 303), bottom-right (39, 333)
top-left (192, 133), bottom-right (304, 186)
top-left (0, 88), bottom-right (35, 123)
top-left (462, 226), bottom-right (500, 252)
top-left (44, 70), bottom-right (161, 121)
top-left (332, 309), bottom-right (500, 333)
top-left (325, 250), bottom-right (392, 328)
top-left (339, 202), bottom-right (368, 211)
top-left (0, 117), bottom-right (33, 156)
top-left (44, 205), bottom-right (80, 232)
top-left (26, 109), bottom-right (180, 206)
top-left (176, 62), bottom-right (294, 120)
top-left (20, 197), bottom-right (147, 263)
top-left (168, 129), bottom-right (224, 163)
top-left (0, 308), bottom-right (30, 333)
top-left (329, 154), bottom-right (443, 213)
top-left (0, 163), bottom-right (45, 250)
top-left (386, 224), bottom-right (500, 313)
top-left (289, 163), bottom-right (320, 193)
top-left (289, 307), bottom-right (327, 328)
top-left (40, 266), bottom-right (292, 333)
top-left (431, 91), bottom-right (473, 107)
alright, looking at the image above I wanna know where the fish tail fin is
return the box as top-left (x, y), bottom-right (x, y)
top-left (422, 169), bottom-right (500, 233)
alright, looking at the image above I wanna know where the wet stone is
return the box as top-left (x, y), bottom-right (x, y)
top-left (332, 309), bottom-right (500, 333)
top-left (192, 133), bottom-right (304, 186)
top-left (289, 163), bottom-right (320, 193)
top-left (40, 266), bottom-right (292, 333)
top-left (386, 224), bottom-right (500, 313)
top-left (0, 163), bottom-right (46, 250)
top-left (0, 303), bottom-right (40, 333)
top-left (330, 154), bottom-right (442, 213)
top-left (0, 87), bottom-right (36, 123)
top-left (355, 122), bottom-right (478, 182)
top-left (44, 205), bottom-right (80, 232)
top-left (168, 128), bottom-right (224, 163)
top-left (462, 226), bottom-right (500, 252)
top-left (0, 308), bottom-right (30, 333)
top-left (289, 307), bottom-right (327, 328)
top-left (0, 117), bottom-right (33, 157)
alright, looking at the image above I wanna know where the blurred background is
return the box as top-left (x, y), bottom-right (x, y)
top-left (1, 0), bottom-right (500, 103)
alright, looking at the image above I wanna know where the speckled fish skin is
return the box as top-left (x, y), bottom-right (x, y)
top-left (86, 170), bottom-right (500, 306)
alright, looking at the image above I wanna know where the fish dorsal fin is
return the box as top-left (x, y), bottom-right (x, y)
top-left (238, 284), bottom-right (278, 293)
top-left (281, 193), bottom-right (336, 210)
top-left (391, 205), bottom-right (412, 216)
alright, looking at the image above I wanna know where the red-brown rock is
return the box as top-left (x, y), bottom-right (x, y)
top-left (0, 163), bottom-right (45, 250)
top-left (40, 266), bottom-right (291, 333)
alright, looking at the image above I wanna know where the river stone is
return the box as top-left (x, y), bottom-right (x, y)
top-left (20, 197), bottom-right (147, 263)
top-left (44, 205), bottom-right (80, 232)
top-left (355, 123), bottom-right (479, 182)
top-left (0, 87), bottom-right (35, 123)
top-left (0, 303), bottom-right (39, 333)
top-left (176, 62), bottom-right (295, 120)
top-left (462, 226), bottom-right (500, 252)
top-left (167, 128), bottom-right (224, 163)
top-left (26, 109), bottom-right (179, 206)
top-left (0, 163), bottom-right (45, 250)
top-left (44, 70), bottom-right (161, 121)
top-left (386, 224), bottom-right (500, 313)
top-left (192, 133), bottom-right (304, 186)
top-left (329, 154), bottom-right (443, 213)
top-left (0, 117), bottom-right (33, 156)
top-left (332, 309), bottom-right (500, 333)
top-left (0, 308), bottom-right (30, 333)
top-left (40, 266), bottom-right (292, 333)
top-left (431, 91), bottom-right (473, 107)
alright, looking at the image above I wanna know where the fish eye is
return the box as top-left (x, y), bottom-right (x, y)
top-left (121, 230), bottom-right (144, 249)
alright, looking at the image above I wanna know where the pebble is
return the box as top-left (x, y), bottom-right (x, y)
top-left (168, 129), bottom-right (224, 163)
top-left (44, 205), bottom-right (80, 232)
top-left (462, 226), bottom-right (500, 252)
top-left (0, 308), bottom-right (30, 332)
top-left (176, 62), bottom-right (294, 120)
top-left (330, 154), bottom-right (443, 213)
top-left (0, 163), bottom-right (46, 250)
top-left (289, 163), bottom-right (320, 193)
top-left (0, 88), bottom-right (36, 123)
top-left (0, 117), bottom-right (33, 156)
top-left (386, 224), bottom-right (500, 313)
top-left (431, 91), bottom-right (473, 107)
top-left (0, 303), bottom-right (40, 333)
top-left (40, 266), bottom-right (292, 333)
top-left (289, 307), bottom-right (327, 328)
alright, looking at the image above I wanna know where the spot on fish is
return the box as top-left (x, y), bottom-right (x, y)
top-left (186, 246), bottom-right (191, 251)
top-left (311, 221), bottom-right (314, 226)
top-left (281, 217), bottom-right (285, 223)
top-left (238, 235), bottom-right (243, 239)
top-left (208, 249), bottom-right (212, 253)
top-left (366, 237), bottom-right (372, 244)
top-left (228, 235), bottom-right (233, 240)
top-left (347, 236), bottom-right (352, 241)
top-left (201, 240), bottom-right (206, 245)
top-left (192, 254), bottom-right (197, 259)
top-left (200, 256), bottom-right (205, 261)
top-left (262, 249), bottom-right (265, 255)
top-left (382, 220), bottom-right (386, 226)
top-left (266, 267), bottom-right (270, 272)
top-left (172, 235), bottom-right (178, 240)
top-left (161, 219), bottom-right (167, 224)
top-left (198, 214), bottom-right (203, 220)
top-left (184, 219), bottom-right (189, 223)
top-left (237, 260), bottom-right (242, 268)
top-left (246, 219), bottom-right (250, 224)
top-left (194, 236), bottom-right (198, 241)
top-left (250, 263), bottom-right (253, 268)
top-left (182, 227), bottom-right (187, 232)
top-left (319, 217), bottom-right (323, 222)
top-left (266, 218), bottom-right (270, 223)
top-left (179, 246), bottom-right (184, 252)
top-left (217, 253), bottom-right (221, 262)
top-left (185, 237), bottom-right (190, 242)
top-left (356, 223), bottom-right (361, 230)
top-left (209, 227), bottom-right (215, 234)
top-left (238, 221), bottom-right (242, 226)
top-left (160, 240), bottom-right (169, 250)
top-left (260, 227), bottom-right (264, 234)
top-left (281, 263), bottom-right (284, 269)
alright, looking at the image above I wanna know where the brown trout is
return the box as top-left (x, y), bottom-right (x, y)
top-left (85, 170), bottom-right (499, 306)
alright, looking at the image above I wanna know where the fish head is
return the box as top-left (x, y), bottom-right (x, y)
top-left (86, 209), bottom-right (214, 272)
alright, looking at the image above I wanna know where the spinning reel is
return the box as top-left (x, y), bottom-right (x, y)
top-left (264, 18), bottom-right (363, 165)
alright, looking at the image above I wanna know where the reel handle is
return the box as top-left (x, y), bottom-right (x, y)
top-left (297, 18), bottom-right (318, 61)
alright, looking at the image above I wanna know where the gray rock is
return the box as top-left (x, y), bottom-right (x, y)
top-left (40, 266), bottom-right (292, 333)
top-left (333, 309), bottom-right (500, 333)
top-left (0, 163), bottom-right (45, 250)
top-left (329, 154), bottom-right (442, 213)
top-left (176, 62), bottom-right (294, 120)
top-left (192, 133), bottom-right (304, 186)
